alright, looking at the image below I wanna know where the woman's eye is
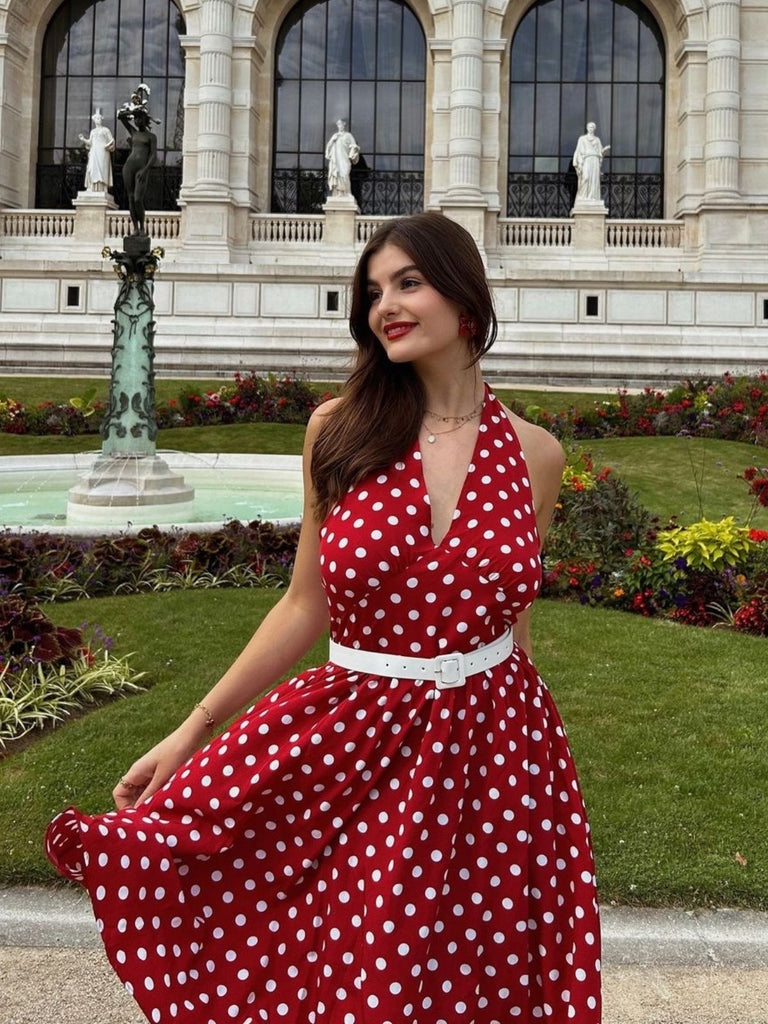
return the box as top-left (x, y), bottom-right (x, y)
top-left (401, 278), bottom-right (419, 289)
top-left (368, 290), bottom-right (381, 302)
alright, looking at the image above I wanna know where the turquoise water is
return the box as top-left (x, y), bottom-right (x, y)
top-left (0, 465), bottom-right (303, 531)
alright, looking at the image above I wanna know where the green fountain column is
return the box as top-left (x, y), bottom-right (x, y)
top-left (101, 236), bottom-right (161, 456)
top-left (67, 236), bottom-right (194, 524)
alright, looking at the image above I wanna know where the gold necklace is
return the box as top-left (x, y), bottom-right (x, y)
top-left (423, 400), bottom-right (483, 444)
top-left (425, 396), bottom-right (483, 424)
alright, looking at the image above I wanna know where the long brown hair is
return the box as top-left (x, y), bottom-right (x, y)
top-left (311, 212), bottom-right (497, 521)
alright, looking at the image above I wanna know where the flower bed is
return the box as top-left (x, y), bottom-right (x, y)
top-left (513, 372), bottom-right (768, 446)
top-left (543, 448), bottom-right (768, 636)
top-left (0, 519), bottom-right (301, 604)
top-left (0, 596), bottom-right (144, 748)
top-left (0, 372), bottom-right (331, 436)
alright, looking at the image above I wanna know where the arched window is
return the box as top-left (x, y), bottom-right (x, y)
top-left (273, 0), bottom-right (426, 214)
top-left (37, 0), bottom-right (186, 210)
top-left (508, 0), bottom-right (665, 218)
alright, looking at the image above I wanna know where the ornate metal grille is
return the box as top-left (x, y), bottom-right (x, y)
top-left (36, 0), bottom-right (185, 212)
top-left (507, 171), bottom-right (663, 219)
top-left (272, 0), bottom-right (426, 215)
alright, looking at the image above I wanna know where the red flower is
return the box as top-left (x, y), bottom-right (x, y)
top-left (749, 529), bottom-right (768, 543)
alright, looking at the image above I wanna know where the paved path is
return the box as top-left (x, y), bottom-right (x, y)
top-left (2, 888), bottom-right (768, 1024)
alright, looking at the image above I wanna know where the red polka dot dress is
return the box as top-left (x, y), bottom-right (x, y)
top-left (46, 386), bottom-right (601, 1024)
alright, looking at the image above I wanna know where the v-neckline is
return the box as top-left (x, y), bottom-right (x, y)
top-left (415, 384), bottom-right (490, 549)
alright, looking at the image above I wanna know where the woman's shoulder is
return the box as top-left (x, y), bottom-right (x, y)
top-left (305, 395), bottom-right (343, 444)
top-left (498, 404), bottom-right (566, 479)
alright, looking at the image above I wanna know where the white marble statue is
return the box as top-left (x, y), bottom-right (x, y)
top-left (325, 119), bottom-right (361, 197)
top-left (573, 122), bottom-right (610, 203)
top-left (79, 111), bottom-right (115, 192)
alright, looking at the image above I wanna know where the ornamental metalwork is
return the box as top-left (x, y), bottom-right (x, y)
top-left (100, 242), bottom-right (164, 452)
top-left (507, 171), bottom-right (663, 219)
top-left (272, 168), bottom-right (424, 215)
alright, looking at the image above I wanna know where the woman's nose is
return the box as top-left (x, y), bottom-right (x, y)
top-left (377, 287), bottom-right (399, 317)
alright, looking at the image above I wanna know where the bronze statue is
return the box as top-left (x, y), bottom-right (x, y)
top-left (118, 85), bottom-right (158, 236)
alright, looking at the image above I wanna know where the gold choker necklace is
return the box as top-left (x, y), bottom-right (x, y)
top-left (423, 397), bottom-right (483, 444)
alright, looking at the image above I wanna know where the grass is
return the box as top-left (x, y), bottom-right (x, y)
top-left (586, 436), bottom-right (768, 527)
top-left (0, 376), bottom-right (228, 408)
top-left (0, 589), bottom-right (765, 909)
top-left (0, 422), bottom-right (307, 457)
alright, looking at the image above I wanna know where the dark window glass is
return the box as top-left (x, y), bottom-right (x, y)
top-left (37, 0), bottom-right (185, 210)
top-left (536, 0), bottom-right (562, 82)
top-left (508, 0), bottom-right (665, 218)
top-left (352, 0), bottom-right (377, 78)
top-left (327, 0), bottom-right (352, 79)
top-left (562, 1), bottom-right (587, 81)
top-left (273, 0), bottom-right (426, 214)
top-left (613, 3), bottom-right (638, 81)
top-left (510, 15), bottom-right (535, 82)
top-left (587, 0), bottom-right (614, 81)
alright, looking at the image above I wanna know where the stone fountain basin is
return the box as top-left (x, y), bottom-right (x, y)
top-left (0, 452), bottom-right (303, 535)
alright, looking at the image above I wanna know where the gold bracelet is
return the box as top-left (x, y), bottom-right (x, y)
top-left (195, 701), bottom-right (216, 730)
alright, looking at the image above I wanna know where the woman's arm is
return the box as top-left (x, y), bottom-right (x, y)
top-left (114, 401), bottom-right (340, 809)
top-left (502, 409), bottom-right (566, 661)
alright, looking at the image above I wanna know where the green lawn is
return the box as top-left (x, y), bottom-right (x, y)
top-left (1, 590), bottom-right (764, 909)
top-left (0, 376), bottom-right (228, 408)
top-left (587, 435), bottom-right (768, 527)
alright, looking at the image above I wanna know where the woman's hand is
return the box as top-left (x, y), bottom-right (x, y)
top-left (112, 719), bottom-right (208, 810)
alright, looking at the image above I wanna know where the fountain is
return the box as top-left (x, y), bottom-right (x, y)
top-left (0, 85), bottom-right (304, 535)
top-left (66, 84), bottom-right (197, 526)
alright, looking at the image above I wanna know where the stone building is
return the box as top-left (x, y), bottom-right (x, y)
top-left (0, 0), bottom-right (766, 385)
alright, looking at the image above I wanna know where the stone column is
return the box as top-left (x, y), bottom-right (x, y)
top-left (441, 0), bottom-right (487, 247)
top-left (704, 0), bottom-right (741, 200)
top-left (196, 0), bottom-right (234, 193)
top-left (180, 0), bottom-right (239, 260)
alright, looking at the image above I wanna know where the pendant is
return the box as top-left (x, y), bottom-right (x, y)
top-left (427, 433), bottom-right (436, 444)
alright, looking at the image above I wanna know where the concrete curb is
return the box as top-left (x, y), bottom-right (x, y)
top-left (2, 887), bottom-right (767, 968)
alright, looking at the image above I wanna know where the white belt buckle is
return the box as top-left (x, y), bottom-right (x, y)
top-left (435, 652), bottom-right (466, 690)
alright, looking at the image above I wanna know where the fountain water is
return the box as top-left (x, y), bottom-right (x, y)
top-left (1, 452), bottom-right (303, 535)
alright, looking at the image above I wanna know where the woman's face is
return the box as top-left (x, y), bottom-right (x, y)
top-left (365, 243), bottom-right (467, 369)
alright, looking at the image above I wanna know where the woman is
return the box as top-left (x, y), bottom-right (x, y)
top-left (47, 213), bottom-right (601, 1024)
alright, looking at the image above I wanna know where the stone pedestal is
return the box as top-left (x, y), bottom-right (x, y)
top-left (439, 199), bottom-right (488, 257)
top-left (72, 190), bottom-right (118, 245)
top-left (323, 194), bottom-right (358, 246)
top-left (571, 201), bottom-right (607, 250)
top-left (67, 455), bottom-right (194, 523)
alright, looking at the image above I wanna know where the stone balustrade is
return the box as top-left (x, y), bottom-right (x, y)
top-left (250, 214), bottom-right (324, 244)
top-left (106, 212), bottom-right (181, 240)
top-left (498, 217), bottom-right (685, 250)
top-left (606, 220), bottom-right (684, 248)
top-left (498, 219), bottom-right (572, 248)
top-left (1, 210), bottom-right (75, 238)
top-left (0, 207), bottom-right (689, 255)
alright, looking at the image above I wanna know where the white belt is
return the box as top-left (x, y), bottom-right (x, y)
top-left (328, 627), bottom-right (513, 690)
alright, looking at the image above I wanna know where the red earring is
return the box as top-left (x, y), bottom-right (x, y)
top-left (458, 315), bottom-right (476, 337)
